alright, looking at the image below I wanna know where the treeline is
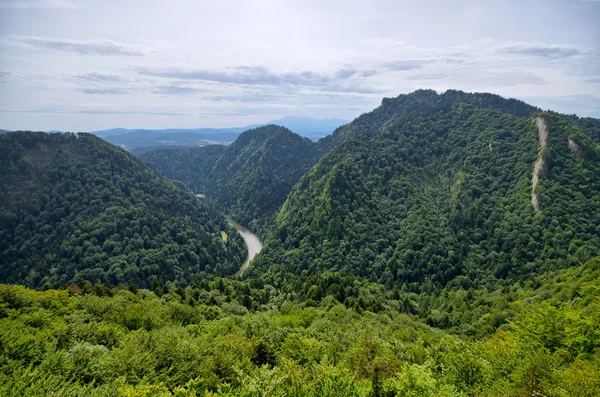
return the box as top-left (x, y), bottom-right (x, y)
top-left (0, 131), bottom-right (246, 288)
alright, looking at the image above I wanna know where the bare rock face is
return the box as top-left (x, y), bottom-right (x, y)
top-left (568, 138), bottom-right (580, 151)
top-left (531, 117), bottom-right (549, 213)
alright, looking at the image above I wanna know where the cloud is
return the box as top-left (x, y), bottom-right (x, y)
top-left (74, 71), bottom-right (124, 82)
top-left (0, 71), bottom-right (11, 82)
top-left (585, 77), bottom-right (600, 83)
top-left (314, 84), bottom-right (385, 94)
top-left (335, 69), bottom-right (358, 79)
top-left (134, 65), bottom-right (374, 90)
top-left (153, 85), bottom-right (206, 96)
top-left (500, 44), bottom-right (583, 59)
top-left (520, 94), bottom-right (600, 117)
top-left (382, 60), bottom-right (428, 71)
top-left (0, 0), bottom-right (76, 8)
top-left (9, 36), bottom-right (144, 56)
top-left (79, 88), bottom-right (128, 95)
top-left (407, 72), bottom-right (448, 81)
top-left (2, 107), bottom-right (188, 116)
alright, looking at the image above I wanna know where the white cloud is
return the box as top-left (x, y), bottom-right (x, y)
top-left (0, 0), bottom-right (598, 130)
top-left (3, 35), bottom-right (145, 56)
top-left (0, 0), bottom-right (76, 9)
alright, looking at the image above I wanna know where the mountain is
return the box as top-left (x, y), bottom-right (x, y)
top-left (89, 127), bottom-right (137, 137)
top-left (0, 131), bottom-right (245, 288)
top-left (91, 127), bottom-right (248, 139)
top-left (141, 125), bottom-right (333, 231)
top-left (204, 125), bottom-right (333, 232)
top-left (2, 92), bottom-right (600, 396)
top-left (253, 90), bottom-right (600, 287)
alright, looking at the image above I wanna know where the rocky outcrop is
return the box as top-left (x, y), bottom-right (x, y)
top-left (531, 117), bottom-right (549, 213)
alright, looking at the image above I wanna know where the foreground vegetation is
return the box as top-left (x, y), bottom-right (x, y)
top-left (2, 258), bottom-right (599, 396)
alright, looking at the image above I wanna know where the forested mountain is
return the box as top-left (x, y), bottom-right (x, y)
top-left (139, 145), bottom-right (227, 193)
top-left (0, 131), bottom-right (245, 288)
top-left (256, 90), bottom-right (600, 289)
top-left (204, 125), bottom-right (332, 232)
top-left (142, 125), bottom-right (333, 233)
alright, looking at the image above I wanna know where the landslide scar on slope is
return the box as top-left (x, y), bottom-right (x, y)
top-left (531, 117), bottom-right (549, 213)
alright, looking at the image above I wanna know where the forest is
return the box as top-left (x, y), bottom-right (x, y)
top-left (142, 125), bottom-right (334, 234)
top-left (262, 106), bottom-right (600, 289)
top-left (1, 257), bottom-right (599, 396)
top-left (140, 145), bottom-right (227, 194)
top-left (1, 89), bottom-right (600, 396)
top-left (0, 131), bottom-right (245, 288)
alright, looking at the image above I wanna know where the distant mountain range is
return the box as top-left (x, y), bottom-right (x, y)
top-left (102, 117), bottom-right (348, 150)
top-left (92, 116), bottom-right (348, 139)
top-left (0, 116), bottom-right (348, 152)
top-left (94, 116), bottom-right (348, 151)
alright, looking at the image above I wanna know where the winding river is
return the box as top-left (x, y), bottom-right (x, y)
top-left (226, 216), bottom-right (263, 277)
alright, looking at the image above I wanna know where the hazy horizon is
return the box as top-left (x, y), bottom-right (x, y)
top-left (1, 0), bottom-right (599, 131)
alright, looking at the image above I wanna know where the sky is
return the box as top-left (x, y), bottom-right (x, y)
top-left (0, 0), bottom-right (599, 131)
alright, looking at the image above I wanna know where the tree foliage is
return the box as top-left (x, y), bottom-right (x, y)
top-left (260, 92), bottom-right (600, 289)
top-left (140, 145), bottom-right (227, 194)
top-left (0, 131), bottom-right (245, 288)
top-left (1, 257), bottom-right (598, 396)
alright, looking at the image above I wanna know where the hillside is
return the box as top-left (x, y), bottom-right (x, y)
top-left (142, 125), bottom-right (333, 233)
top-left (139, 145), bottom-right (227, 193)
top-left (0, 131), bottom-right (246, 288)
top-left (204, 125), bottom-right (331, 232)
top-left (255, 90), bottom-right (600, 288)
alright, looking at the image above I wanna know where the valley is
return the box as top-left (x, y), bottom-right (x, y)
top-left (1, 89), bottom-right (599, 396)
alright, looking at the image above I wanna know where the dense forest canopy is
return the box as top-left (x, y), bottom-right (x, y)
top-left (0, 131), bottom-right (245, 288)
top-left (141, 125), bottom-right (334, 234)
top-left (204, 125), bottom-right (332, 232)
top-left (140, 145), bottom-right (227, 194)
top-left (254, 91), bottom-right (600, 291)
top-left (1, 257), bottom-right (599, 396)
top-left (2, 90), bottom-right (600, 396)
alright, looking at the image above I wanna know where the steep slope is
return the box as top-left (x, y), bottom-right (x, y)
top-left (531, 117), bottom-right (549, 212)
top-left (0, 131), bottom-right (245, 288)
top-left (257, 91), bottom-right (600, 288)
top-left (139, 145), bottom-right (227, 193)
top-left (204, 125), bottom-right (330, 232)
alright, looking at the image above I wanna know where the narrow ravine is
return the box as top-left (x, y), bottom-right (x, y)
top-left (226, 216), bottom-right (263, 278)
top-left (531, 117), bottom-right (549, 213)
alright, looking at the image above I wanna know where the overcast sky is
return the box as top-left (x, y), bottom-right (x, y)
top-left (0, 0), bottom-right (599, 131)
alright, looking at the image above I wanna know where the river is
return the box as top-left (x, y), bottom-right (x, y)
top-left (226, 216), bottom-right (263, 277)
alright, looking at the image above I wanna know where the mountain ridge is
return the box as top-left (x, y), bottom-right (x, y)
top-left (0, 131), bottom-right (246, 288)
